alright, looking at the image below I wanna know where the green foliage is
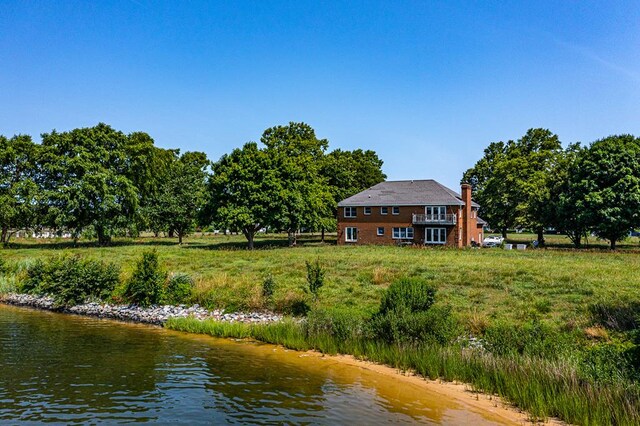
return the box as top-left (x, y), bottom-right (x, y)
top-left (152, 151), bottom-right (209, 244)
top-left (306, 307), bottom-right (364, 342)
top-left (162, 273), bottom-right (194, 305)
top-left (483, 318), bottom-right (574, 358)
top-left (39, 124), bottom-right (140, 245)
top-left (20, 255), bottom-right (119, 306)
top-left (368, 277), bottom-right (459, 345)
top-left (124, 250), bottom-right (167, 306)
top-left (305, 259), bottom-right (325, 299)
top-left (569, 134), bottom-right (640, 249)
top-left (379, 277), bottom-right (436, 314)
top-left (206, 142), bottom-right (281, 249)
top-left (0, 134), bottom-right (41, 245)
top-left (463, 128), bottom-right (563, 242)
top-left (579, 342), bottom-right (638, 383)
top-left (262, 274), bottom-right (275, 299)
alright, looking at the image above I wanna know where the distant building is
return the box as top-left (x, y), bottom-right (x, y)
top-left (337, 180), bottom-right (485, 247)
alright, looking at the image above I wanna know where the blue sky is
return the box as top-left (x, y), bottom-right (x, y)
top-left (1, 1), bottom-right (639, 190)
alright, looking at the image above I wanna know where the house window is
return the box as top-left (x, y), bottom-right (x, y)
top-left (392, 206), bottom-right (400, 215)
top-left (364, 207), bottom-right (371, 215)
top-left (380, 207), bottom-right (388, 215)
top-left (345, 227), bottom-right (358, 242)
top-left (426, 206), bottom-right (446, 220)
top-left (344, 207), bottom-right (356, 218)
top-left (425, 228), bottom-right (447, 244)
top-left (377, 227), bottom-right (384, 236)
top-left (392, 227), bottom-right (414, 239)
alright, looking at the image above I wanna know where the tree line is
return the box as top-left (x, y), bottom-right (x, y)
top-left (0, 122), bottom-right (385, 248)
top-left (463, 128), bottom-right (640, 249)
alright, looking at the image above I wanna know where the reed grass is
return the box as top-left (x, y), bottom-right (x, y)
top-left (166, 317), bottom-right (640, 425)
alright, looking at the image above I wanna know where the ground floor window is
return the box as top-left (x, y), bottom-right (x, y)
top-left (345, 227), bottom-right (358, 242)
top-left (425, 228), bottom-right (447, 244)
top-left (392, 227), bottom-right (414, 239)
top-left (377, 227), bottom-right (384, 236)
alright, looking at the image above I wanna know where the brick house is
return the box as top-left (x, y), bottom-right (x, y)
top-left (337, 180), bottom-right (485, 247)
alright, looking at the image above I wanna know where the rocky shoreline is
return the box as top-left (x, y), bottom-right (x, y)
top-left (0, 293), bottom-right (283, 325)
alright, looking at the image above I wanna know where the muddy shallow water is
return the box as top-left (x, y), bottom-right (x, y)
top-left (0, 305), bottom-right (517, 424)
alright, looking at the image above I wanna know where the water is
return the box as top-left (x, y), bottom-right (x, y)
top-left (0, 305), bottom-right (511, 424)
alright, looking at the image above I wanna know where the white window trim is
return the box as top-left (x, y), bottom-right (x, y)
top-left (425, 227), bottom-right (447, 244)
top-left (344, 207), bottom-right (356, 218)
top-left (392, 227), bottom-right (414, 239)
top-left (377, 227), bottom-right (384, 236)
top-left (364, 207), bottom-right (371, 215)
top-left (392, 206), bottom-right (400, 215)
top-left (380, 207), bottom-right (388, 215)
top-left (345, 227), bottom-right (357, 242)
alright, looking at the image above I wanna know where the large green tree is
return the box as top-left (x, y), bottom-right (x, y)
top-left (319, 148), bottom-right (386, 240)
top-left (39, 123), bottom-right (139, 245)
top-left (546, 143), bottom-right (589, 247)
top-left (570, 134), bottom-right (640, 249)
top-left (206, 142), bottom-right (281, 249)
top-left (153, 151), bottom-right (209, 244)
top-left (462, 141), bottom-right (515, 238)
top-left (463, 128), bottom-right (563, 244)
top-left (0, 134), bottom-right (40, 244)
top-left (262, 122), bottom-right (334, 246)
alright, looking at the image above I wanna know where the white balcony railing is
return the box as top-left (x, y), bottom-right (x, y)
top-left (412, 213), bottom-right (457, 225)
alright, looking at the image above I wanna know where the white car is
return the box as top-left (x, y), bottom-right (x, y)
top-left (482, 235), bottom-right (504, 247)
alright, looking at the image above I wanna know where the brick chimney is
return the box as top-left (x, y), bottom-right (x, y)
top-left (461, 183), bottom-right (472, 246)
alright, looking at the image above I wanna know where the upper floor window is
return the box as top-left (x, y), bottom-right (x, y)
top-left (344, 207), bottom-right (356, 218)
top-left (364, 207), bottom-right (371, 215)
top-left (380, 207), bottom-right (388, 215)
top-left (392, 206), bottom-right (400, 215)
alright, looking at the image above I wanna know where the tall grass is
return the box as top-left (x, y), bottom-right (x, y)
top-left (166, 317), bottom-right (640, 426)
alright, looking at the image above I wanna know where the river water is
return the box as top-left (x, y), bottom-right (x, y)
top-left (0, 305), bottom-right (513, 424)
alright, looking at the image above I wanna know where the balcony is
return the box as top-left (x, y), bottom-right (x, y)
top-left (412, 213), bottom-right (457, 225)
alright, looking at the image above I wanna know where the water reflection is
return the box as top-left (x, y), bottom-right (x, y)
top-left (0, 306), bottom-right (510, 424)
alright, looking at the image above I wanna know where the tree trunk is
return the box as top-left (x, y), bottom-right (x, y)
top-left (96, 225), bottom-right (111, 246)
top-left (154, 231), bottom-right (159, 238)
top-left (537, 227), bottom-right (545, 247)
top-left (573, 234), bottom-right (582, 248)
top-left (288, 230), bottom-right (297, 247)
top-left (178, 231), bottom-right (183, 245)
top-left (610, 239), bottom-right (616, 250)
top-left (321, 228), bottom-right (325, 243)
top-left (501, 228), bottom-right (507, 239)
top-left (168, 229), bottom-right (175, 238)
top-left (242, 228), bottom-right (255, 250)
top-left (1, 225), bottom-right (7, 244)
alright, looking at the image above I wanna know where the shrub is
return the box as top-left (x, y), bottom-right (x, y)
top-left (483, 318), bottom-right (574, 358)
top-left (262, 274), bottom-right (275, 299)
top-left (306, 307), bottom-right (365, 342)
top-left (305, 259), bottom-right (325, 300)
top-left (163, 273), bottom-right (194, 305)
top-left (368, 305), bottom-right (460, 345)
top-left (124, 250), bottom-right (167, 307)
top-left (578, 341), bottom-right (638, 383)
top-left (367, 277), bottom-right (458, 345)
top-left (20, 255), bottom-right (119, 306)
top-left (379, 277), bottom-right (436, 314)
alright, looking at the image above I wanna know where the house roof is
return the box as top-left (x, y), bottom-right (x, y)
top-left (337, 179), bottom-right (481, 208)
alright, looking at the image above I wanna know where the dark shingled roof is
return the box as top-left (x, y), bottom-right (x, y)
top-left (337, 179), bottom-right (480, 208)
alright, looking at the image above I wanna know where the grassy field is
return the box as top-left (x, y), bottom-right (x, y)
top-left (3, 233), bottom-right (640, 424)
top-left (1, 232), bottom-right (640, 328)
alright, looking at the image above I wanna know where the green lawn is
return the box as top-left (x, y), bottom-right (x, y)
top-left (2, 233), bottom-right (639, 331)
